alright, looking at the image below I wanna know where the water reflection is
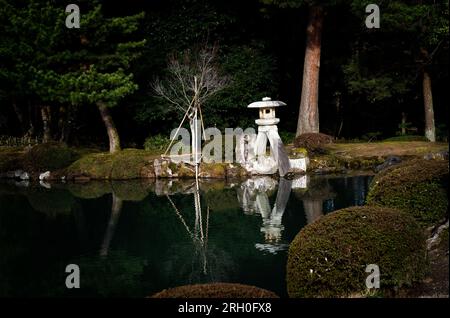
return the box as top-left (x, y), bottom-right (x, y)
top-left (236, 177), bottom-right (292, 253)
top-left (100, 193), bottom-right (123, 257)
top-left (0, 173), bottom-right (373, 297)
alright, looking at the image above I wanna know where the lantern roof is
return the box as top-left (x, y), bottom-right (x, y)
top-left (247, 97), bottom-right (286, 108)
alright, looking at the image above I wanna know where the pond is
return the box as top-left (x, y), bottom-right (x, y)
top-left (0, 174), bottom-right (373, 297)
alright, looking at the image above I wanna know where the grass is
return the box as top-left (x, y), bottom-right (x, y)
top-left (324, 141), bottom-right (448, 158)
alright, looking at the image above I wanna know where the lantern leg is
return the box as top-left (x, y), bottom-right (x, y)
top-left (254, 130), bottom-right (268, 159)
top-left (266, 127), bottom-right (291, 177)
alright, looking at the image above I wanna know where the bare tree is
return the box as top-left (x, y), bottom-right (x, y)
top-left (153, 45), bottom-right (229, 115)
top-left (153, 45), bottom-right (229, 164)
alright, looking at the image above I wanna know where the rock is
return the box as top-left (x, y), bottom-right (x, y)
top-left (14, 169), bottom-right (24, 178)
top-left (426, 221), bottom-right (449, 250)
top-left (39, 180), bottom-right (51, 189)
top-left (140, 164), bottom-right (156, 179)
top-left (39, 171), bottom-right (51, 180)
top-left (423, 150), bottom-right (449, 161)
top-left (374, 155), bottom-right (402, 172)
top-left (15, 180), bottom-right (30, 187)
top-left (19, 171), bottom-right (29, 180)
top-left (153, 158), bottom-right (174, 178)
top-left (289, 158), bottom-right (308, 174)
top-left (226, 163), bottom-right (250, 179)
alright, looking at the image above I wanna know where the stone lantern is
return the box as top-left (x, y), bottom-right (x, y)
top-left (249, 97), bottom-right (285, 126)
top-left (247, 97), bottom-right (291, 177)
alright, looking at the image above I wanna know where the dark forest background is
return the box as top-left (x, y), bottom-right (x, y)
top-left (1, 0), bottom-right (448, 150)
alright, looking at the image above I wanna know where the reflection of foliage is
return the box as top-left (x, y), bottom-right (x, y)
top-left (294, 177), bottom-right (335, 201)
top-left (204, 188), bottom-right (240, 212)
top-left (0, 194), bottom-right (78, 296)
top-left (26, 187), bottom-right (75, 217)
top-left (111, 180), bottom-right (152, 201)
top-left (161, 242), bottom-right (236, 286)
top-left (67, 181), bottom-right (111, 199)
top-left (68, 251), bottom-right (147, 297)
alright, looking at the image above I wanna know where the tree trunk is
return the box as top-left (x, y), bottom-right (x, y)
top-left (401, 112), bottom-right (407, 135)
top-left (296, 6), bottom-right (324, 137)
top-left (422, 71), bottom-right (436, 142)
top-left (40, 105), bottom-right (52, 143)
top-left (97, 101), bottom-right (121, 153)
top-left (12, 97), bottom-right (25, 135)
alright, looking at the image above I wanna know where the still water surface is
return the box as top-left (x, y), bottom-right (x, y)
top-left (0, 174), bottom-right (372, 297)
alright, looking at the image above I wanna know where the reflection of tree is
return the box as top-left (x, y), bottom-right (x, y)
top-left (167, 189), bottom-right (210, 276)
top-left (293, 177), bottom-right (335, 224)
top-left (100, 193), bottom-right (123, 257)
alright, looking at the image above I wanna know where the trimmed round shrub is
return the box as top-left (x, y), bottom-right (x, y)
top-left (286, 206), bottom-right (427, 298)
top-left (293, 133), bottom-right (333, 154)
top-left (23, 142), bottom-right (78, 172)
top-left (151, 283), bottom-right (279, 298)
top-left (367, 159), bottom-right (448, 225)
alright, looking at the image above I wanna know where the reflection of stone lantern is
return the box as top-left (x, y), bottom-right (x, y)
top-left (247, 97), bottom-right (290, 177)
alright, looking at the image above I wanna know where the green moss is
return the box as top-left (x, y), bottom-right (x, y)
top-left (67, 153), bottom-right (114, 179)
top-left (22, 142), bottom-right (79, 172)
top-left (384, 135), bottom-right (428, 142)
top-left (290, 147), bottom-right (308, 159)
top-left (286, 206), bottom-right (427, 298)
top-left (67, 149), bottom-right (157, 180)
top-left (200, 163), bottom-right (227, 178)
top-left (111, 149), bottom-right (154, 179)
top-left (151, 283), bottom-right (279, 298)
top-left (367, 159), bottom-right (448, 226)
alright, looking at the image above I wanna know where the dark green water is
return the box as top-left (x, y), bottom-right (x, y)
top-left (0, 174), bottom-right (372, 297)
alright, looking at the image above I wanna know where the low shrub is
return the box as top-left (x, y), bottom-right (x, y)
top-left (22, 142), bottom-right (79, 172)
top-left (293, 133), bottom-right (333, 155)
top-left (151, 283), bottom-right (279, 298)
top-left (367, 159), bottom-right (448, 225)
top-left (286, 206), bottom-right (427, 298)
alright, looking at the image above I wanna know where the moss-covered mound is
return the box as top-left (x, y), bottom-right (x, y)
top-left (67, 152), bottom-right (114, 179)
top-left (67, 149), bottom-right (156, 180)
top-left (22, 142), bottom-right (79, 172)
top-left (286, 206), bottom-right (427, 298)
top-left (367, 159), bottom-right (448, 225)
top-left (111, 149), bottom-right (155, 179)
top-left (151, 283), bottom-right (279, 298)
top-left (0, 147), bottom-right (25, 172)
top-left (293, 133), bottom-right (333, 154)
